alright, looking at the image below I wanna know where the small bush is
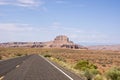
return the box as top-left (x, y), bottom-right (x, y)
top-left (105, 67), bottom-right (120, 80)
top-left (74, 60), bottom-right (97, 71)
top-left (84, 69), bottom-right (93, 80)
top-left (90, 69), bottom-right (100, 75)
top-left (16, 53), bottom-right (22, 56)
top-left (44, 54), bottom-right (51, 58)
top-left (0, 55), bottom-right (2, 60)
top-left (94, 74), bottom-right (103, 80)
top-left (74, 60), bottom-right (99, 80)
top-left (83, 69), bottom-right (100, 80)
top-left (56, 57), bottom-right (66, 62)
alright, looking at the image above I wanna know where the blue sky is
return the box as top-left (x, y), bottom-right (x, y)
top-left (0, 0), bottom-right (120, 45)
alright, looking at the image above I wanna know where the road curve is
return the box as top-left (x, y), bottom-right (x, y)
top-left (0, 54), bottom-right (83, 80)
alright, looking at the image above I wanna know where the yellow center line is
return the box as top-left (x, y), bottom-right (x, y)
top-left (0, 76), bottom-right (4, 80)
top-left (16, 65), bottom-right (20, 68)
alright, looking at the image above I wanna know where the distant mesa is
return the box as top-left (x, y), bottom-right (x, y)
top-left (88, 45), bottom-right (120, 51)
top-left (0, 35), bottom-right (86, 49)
top-left (49, 35), bottom-right (85, 49)
top-left (50, 35), bottom-right (74, 48)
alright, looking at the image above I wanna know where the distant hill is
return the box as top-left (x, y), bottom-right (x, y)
top-left (88, 44), bottom-right (120, 51)
top-left (0, 35), bottom-right (87, 49)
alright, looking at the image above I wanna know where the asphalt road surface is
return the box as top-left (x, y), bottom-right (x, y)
top-left (0, 55), bottom-right (32, 77)
top-left (0, 54), bottom-right (83, 80)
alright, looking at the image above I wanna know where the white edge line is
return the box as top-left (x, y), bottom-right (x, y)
top-left (40, 55), bottom-right (74, 80)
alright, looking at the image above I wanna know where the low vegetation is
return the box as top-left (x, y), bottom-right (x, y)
top-left (0, 47), bottom-right (120, 80)
top-left (74, 60), bottom-right (97, 71)
top-left (105, 67), bottom-right (120, 80)
top-left (44, 54), bottom-right (52, 58)
top-left (74, 60), bottom-right (99, 80)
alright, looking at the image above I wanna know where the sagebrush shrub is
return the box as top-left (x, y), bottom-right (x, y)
top-left (105, 67), bottom-right (120, 80)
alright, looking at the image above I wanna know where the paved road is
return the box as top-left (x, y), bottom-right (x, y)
top-left (0, 54), bottom-right (83, 80)
top-left (0, 55), bottom-right (32, 77)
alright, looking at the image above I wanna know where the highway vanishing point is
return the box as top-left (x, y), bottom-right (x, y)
top-left (0, 54), bottom-right (83, 80)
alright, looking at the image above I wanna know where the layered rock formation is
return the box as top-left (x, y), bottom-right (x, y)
top-left (0, 35), bottom-right (86, 49)
top-left (49, 35), bottom-right (74, 48)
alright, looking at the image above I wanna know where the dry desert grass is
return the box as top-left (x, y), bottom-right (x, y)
top-left (0, 47), bottom-right (119, 73)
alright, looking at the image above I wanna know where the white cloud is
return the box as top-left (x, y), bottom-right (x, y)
top-left (0, 23), bottom-right (33, 31)
top-left (16, 0), bottom-right (43, 8)
top-left (0, 0), bottom-right (44, 8)
top-left (49, 22), bottom-right (110, 43)
top-left (0, 1), bottom-right (9, 5)
top-left (0, 22), bottom-right (110, 44)
top-left (48, 27), bottom-right (109, 43)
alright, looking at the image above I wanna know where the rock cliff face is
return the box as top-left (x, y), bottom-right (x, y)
top-left (49, 35), bottom-right (73, 47)
top-left (48, 35), bottom-right (85, 49)
top-left (54, 35), bottom-right (70, 43)
top-left (0, 35), bottom-right (86, 49)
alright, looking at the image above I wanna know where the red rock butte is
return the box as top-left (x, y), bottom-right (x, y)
top-left (0, 35), bottom-right (87, 49)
